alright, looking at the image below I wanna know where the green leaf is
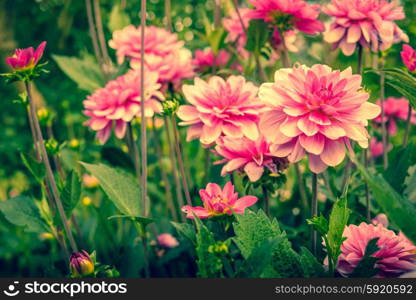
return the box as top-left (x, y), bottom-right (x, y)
top-left (306, 215), bottom-right (329, 236)
top-left (233, 210), bottom-right (303, 277)
top-left (193, 217), bottom-right (222, 278)
top-left (299, 247), bottom-right (326, 278)
top-left (101, 147), bottom-right (134, 172)
top-left (349, 238), bottom-right (381, 278)
top-left (366, 68), bottom-right (416, 109)
top-left (245, 19), bottom-right (271, 55)
top-left (52, 53), bottom-right (105, 92)
top-left (235, 238), bottom-right (280, 278)
top-left (171, 222), bottom-right (196, 243)
top-left (21, 153), bottom-right (45, 183)
top-left (327, 197), bottom-right (350, 264)
top-left (404, 165), bottom-right (416, 203)
top-left (108, 3), bottom-right (131, 32)
top-left (60, 171), bottom-right (82, 217)
top-left (80, 162), bottom-right (142, 217)
top-left (355, 160), bottom-right (416, 244)
top-left (0, 196), bottom-right (49, 233)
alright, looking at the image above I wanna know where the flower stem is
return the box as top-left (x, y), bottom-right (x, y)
top-left (93, 0), bottom-right (112, 70)
top-left (152, 119), bottom-right (178, 221)
top-left (133, 221), bottom-right (150, 278)
top-left (85, 0), bottom-right (105, 76)
top-left (403, 102), bottom-right (412, 147)
top-left (277, 28), bottom-right (291, 68)
top-left (213, 0), bottom-right (221, 28)
top-left (25, 81), bottom-right (78, 253)
top-left (379, 55), bottom-right (388, 169)
top-left (165, 0), bottom-right (172, 32)
top-left (261, 185), bottom-right (270, 216)
top-left (294, 164), bottom-right (308, 212)
top-left (311, 173), bottom-right (318, 255)
top-left (140, 0), bottom-right (148, 217)
top-left (171, 116), bottom-right (193, 207)
top-left (164, 116), bottom-right (185, 221)
top-left (126, 122), bottom-right (141, 184)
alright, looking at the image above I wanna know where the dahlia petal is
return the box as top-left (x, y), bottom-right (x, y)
top-left (177, 105), bottom-right (199, 121)
top-left (287, 140), bottom-right (305, 163)
top-left (320, 123), bottom-right (346, 139)
top-left (90, 118), bottom-right (110, 131)
top-left (280, 117), bottom-right (302, 137)
top-left (238, 120), bottom-right (259, 141)
top-left (186, 123), bottom-right (203, 141)
top-left (297, 118), bottom-right (319, 136)
top-left (320, 139), bottom-right (346, 167)
top-left (222, 158), bottom-right (249, 175)
top-left (201, 123), bottom-right (222, 144)
top-left (243, 162), bottom-right (264, 182)
top-left (181, 206), bottom-right (210, 219)
top-left (347, 24), bottom-right (362, 43)
top-left (222, 123), bottom-right (243, 138)
top-left (339, 40), bottom-right (357, 56)
top-left (232, 196), bottom-right (258, 213)
top-left (299, 134), bottom-right (325, 155)
top-left (114, 120), bottom-right (127, 139)
top-left (204, 183), bottom-right (223, 197)
top-left (324, 27), bottom-right (346, 43)
top-left (269, 139), bottom-right (296, 157)
top-left (309, 154), bottom-right (328, 174)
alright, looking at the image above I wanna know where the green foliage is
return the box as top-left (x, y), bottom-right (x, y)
top-left (0, 196), bottom-right (49, 233)
top-left (80, 162), bottom-right (142, 217)
top-left (100, 147), bottom-right (134, 172)
top-left (299, 247), bottom-right (326, 278)
top-left (404, 165), bottom-right (416, 203)
top-left (367, 68), bottom-right (416, 109)
top-left (108, 3), bottom-right (131, 33)
top-left (193, 217), bottom-right (223, 278)
top-left (59, 171), bottom-right (81, 217)
top-left (356, 161), bottom-right (416, 243)
top-left (349, 238), bottom-right (381, 278)
top-left (245, 20), bottom-right (271, 55)
top-left (171, 222), bottom-right (196, 243)
top-left (20, 153), bottom-right (45, 183)
top-left (52, 53), bottom-right (105, 92)
top-left (306, 215), bottom-right (329, 236)
top-left (233, 210), bottom-right (304, 277)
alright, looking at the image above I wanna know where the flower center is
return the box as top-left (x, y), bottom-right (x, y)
top-left (268, 11), bottom-right (294, 31)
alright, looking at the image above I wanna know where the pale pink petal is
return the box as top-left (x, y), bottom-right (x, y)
top-left (243, 162), bottom-right (264, 182)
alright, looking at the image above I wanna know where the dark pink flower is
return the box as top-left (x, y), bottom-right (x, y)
top-left (181, 182), bottom-right (258, 218)
top-left (5, 41), bottom-right (46, 71)
top-left (83, 69), bottom-right (163, 144)
top-left (157, 233), bottom-right (179, 248)
top-left (223, 7), bottom-right (253, 48)
top-left (192, 48), bottom-right (231, 72)
top-left (323, 0), bottom-right (408, 55)
top-left (337, 222), bottom-right (416, 277)
top-left (248, 0), bottom-right (324, 35)
top-left (401, 44), bottom-right (416, 72)
top-left (214, 136), bottom-right (288, 182)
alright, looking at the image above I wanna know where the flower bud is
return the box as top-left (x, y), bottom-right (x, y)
top-left (44, 138), bottom-right (59, 156)
top-left (37, 107), bottom-right (51, 126)
top-left (162, 99), bottom-right (180, 116)
top-left (69, 250), bottom-right (94, 277)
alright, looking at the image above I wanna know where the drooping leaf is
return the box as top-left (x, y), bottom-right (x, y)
top-left (355, 160), bottom-right (416, 244)
top-left (350, 238), bottom-right (381, 278)
top-left (366, 68), bottom-right (416, 109)
top-left (59, 171), bottom-right (82, 217)
top-left (193, 217), bottom-right (222, 278)
top-left (52, 53), bottom-right (105, 92)
top-left (327, 197), bottom-right (350, 265)
top-left (0, 196), bottom-right (49, 233)
top-left (108, 3), bottom-right (131, 32)
top-left (21, 152), bottom-right (45, 183)
top-left (80, 162), bottom-right (141, 217)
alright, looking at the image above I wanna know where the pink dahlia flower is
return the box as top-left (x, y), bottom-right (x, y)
top-left (372, 213), bottom-right (389, 227)
top-left (337, 223), bottom-right (416, 277)
top-left (192, 48), bottom-right (231, 72)
top-left (109, 25), bottom-right (193, 84)
top-left (248, 0), bottom-right (324, 35)
top-left (374, 97), bottom-right (416, 136)
top-left (323, 0), bottom-right (408, 56)
top-left (181, 182), bottom-right (258, 218)
top-left (370, 138), bottom-right (384, 158)
top-left (157, 233), bottom-right (179, 248)
top-left (177, 75), bottom-right (265, 145)
top-left (258, 64), bottom-right (381, 173)
top-left (401, 44), bottom-right (416, 73)
top-left (214, 136), bottom-right (288, 182)
top-left (6, 41), bottom-right (46, 71)
top-left (83, 69), bottom-right (164, 144)
top-left (271, 29), bottom-right (299, 53)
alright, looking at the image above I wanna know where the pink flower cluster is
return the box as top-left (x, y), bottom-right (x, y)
top-left (337, 222), bottom-right (416, 277)
top-left (192, 48), bottom-right (231, 72)
top-left (401, 44), bottom-right (416, 72)
top-left (182, 182), bottom-right (258, 219)
top-left (323, 0), bottom-right (408, 55)
top-left (109, 25), bottom-right (194, 86)
top-left (258, 64), bottom-right (380, 173)
top-left (374, 97), bottom-right (416, 136)
top-left (83, 69), bottom-right (163, 144)
top-left (5, 41), bottom-right (46, 71)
